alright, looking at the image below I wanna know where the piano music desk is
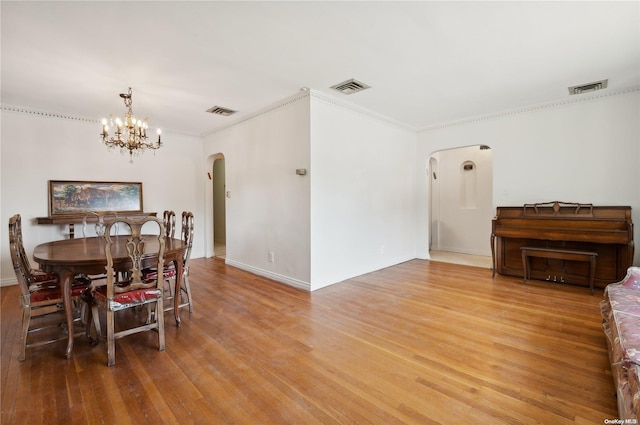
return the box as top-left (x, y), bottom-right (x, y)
top-left (520, 247), bottom-right (598, 294)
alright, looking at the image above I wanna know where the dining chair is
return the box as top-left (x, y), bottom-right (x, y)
top-left (8, 214), bottom-right (91, 361)
top-left (83, 216), bottom-right (166, 366)
top-left (142, 210), bottom-right (177, 298)
top-left (144, 211), bottom-right (194, 320)
top-left (82, 211), bottom-right (119, 238)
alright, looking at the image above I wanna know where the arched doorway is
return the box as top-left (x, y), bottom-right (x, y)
top-left (212, 154), bottom-right (226, 258)
top-left (428, 145), bottom-right (493, 267)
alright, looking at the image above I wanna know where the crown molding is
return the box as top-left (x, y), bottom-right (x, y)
top-left (1, 104), bottom-right (97, 123)
top-left (204, 88), bottom-right (418, 137)
top-left (307, 90), bottom-right (417, 132)
top-left (5, 84), bottom-right (638, 137)
top-left (418, 85), bottom-right (640, 132)
top-left (0, 103), bottom-right (202, 138)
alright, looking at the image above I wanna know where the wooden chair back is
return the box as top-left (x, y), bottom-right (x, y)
top-left (181, 211), bottom-right (194, 271)
top-left (8, 214), bottom-right (33, 299)
top-left (82, 211), bottom-right (118, 238)
top-left (163, 210), bottom-right (176, 239)
top-left (104, 216), bottom-right (166, 303)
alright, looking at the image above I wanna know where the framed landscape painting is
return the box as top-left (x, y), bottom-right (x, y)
top-left (49, 180), bottom-right (143, 217)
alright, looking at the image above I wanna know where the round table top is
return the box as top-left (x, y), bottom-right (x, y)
top-left (33, 236), bottom-right (187, 268)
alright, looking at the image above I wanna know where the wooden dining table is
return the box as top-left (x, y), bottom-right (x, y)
top-left (33, 235), bottom-right (188, 359)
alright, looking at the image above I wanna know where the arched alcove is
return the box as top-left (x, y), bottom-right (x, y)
top-left (460, 160), bottom-right (477, 209)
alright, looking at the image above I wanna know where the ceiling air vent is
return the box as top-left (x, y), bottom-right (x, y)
top-left (330, 78), bottom-right (371, 95)
top-left (206, 106), bottom-right (236, 116)
top-left (568, 79), bottom-right (608, 95)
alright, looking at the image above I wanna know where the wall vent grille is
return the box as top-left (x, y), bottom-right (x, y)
top-left (330, 79), bottom-right (371, 95)
top-left (568, 79), bottom-right (608, 95)
top-left (206, 106), bottom-right (237, 116)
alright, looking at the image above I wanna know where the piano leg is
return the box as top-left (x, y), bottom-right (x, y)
top-left (521, 249), bottom-right (529, 284)
top-left (491, 233), bottom-right (496, 278)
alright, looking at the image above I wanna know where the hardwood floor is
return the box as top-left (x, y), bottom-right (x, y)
top-left (1, 258), bottom-right (617, 424)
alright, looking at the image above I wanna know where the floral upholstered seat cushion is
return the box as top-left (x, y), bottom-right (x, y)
top-left (141, 263), bottom-right (177, 280)
top-left (91, 284), bottom-right (162, 311)
top-left (27, 271), bottom-right (91, 302)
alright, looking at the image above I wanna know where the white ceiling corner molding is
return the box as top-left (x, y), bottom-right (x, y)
top-left (0, 104), bottom-right (97, 124)
top-left (309, 90), bottom-right (417, 132)
top-left (204, 88), bottom-right (417, 137)
top-left (202, 90), bottom-right (311, 137)
top-left (419, 85), bottom-right (640, 133)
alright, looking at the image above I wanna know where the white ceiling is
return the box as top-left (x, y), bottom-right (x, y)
top-left (2, 1), bottom-right (639, 137)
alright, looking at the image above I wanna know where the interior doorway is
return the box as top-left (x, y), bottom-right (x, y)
top-left (428, 145), bottom-right (493, 268)
top-left (212, 155), bottom-right (226, 258)
top-left (429, 156), bottom-right (439, 251)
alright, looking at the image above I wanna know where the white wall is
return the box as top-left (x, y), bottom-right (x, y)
top-left (0, 109), bottom-right (205, 286)
top-left (202, 93), bottom-right (312, 290)
top-left (416, 88), bottom-right (640, 265)
top-left (203, 91), bottom-right (417, 291)
top-left (309, 93), bottom-right (417, 290)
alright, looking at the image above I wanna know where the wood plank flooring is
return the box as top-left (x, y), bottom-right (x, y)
top-left (1, 258), bottom-right (618, 424)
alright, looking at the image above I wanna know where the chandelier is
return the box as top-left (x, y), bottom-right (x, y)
top-left (101, 87), bottom-right (161, 162)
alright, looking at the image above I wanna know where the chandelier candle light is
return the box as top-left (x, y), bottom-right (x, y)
top-left (101, 87), bottom-right (161, 162)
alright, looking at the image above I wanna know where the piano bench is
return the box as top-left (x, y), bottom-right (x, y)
top-left (520, 247), bottom-right (598, 294)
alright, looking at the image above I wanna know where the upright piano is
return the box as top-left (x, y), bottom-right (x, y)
top-left (491, 201), bottom-right (634, 290)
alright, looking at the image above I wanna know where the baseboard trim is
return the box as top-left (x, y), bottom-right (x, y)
top-left (1, 277), bottom-right (18, 287)
top-left (224, 259), bottom-right (311, 292)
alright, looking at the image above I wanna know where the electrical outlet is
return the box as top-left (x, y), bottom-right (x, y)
top-left (268, 251), bottom-right (275, 263)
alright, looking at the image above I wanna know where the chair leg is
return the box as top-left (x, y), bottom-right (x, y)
top-left (145, 303), bottom-right (155, 325)
top-left (79, 301), bottom-right (88, 326)
top-left (91, 304), bottom-right (102, 339)
top-left (84, 302), bottom-right (92, 340)
top-left (84, 302), bottom-right (100, 345)
top-left (156, 299), bottom-right (165, 352)
top-left (165, 277), bottom-right (174, 297)
top-left (19, 306), bottom-right (31, 361)
top-left (183, 274), bottom-right (194, 313)
top-left (106, 309), bottom-right (116, 366)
